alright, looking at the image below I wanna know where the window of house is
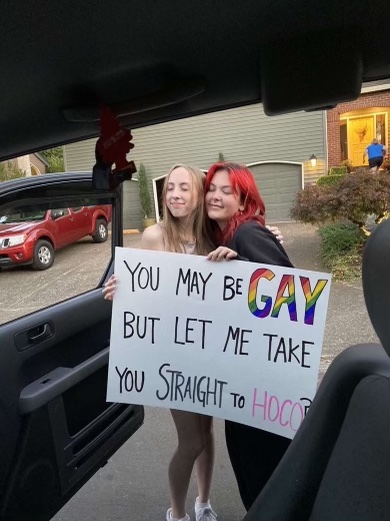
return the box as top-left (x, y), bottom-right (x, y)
top-left (376, 114), bottom-right (386, 144)
top-left (340, 122), bottom-right (348, 160)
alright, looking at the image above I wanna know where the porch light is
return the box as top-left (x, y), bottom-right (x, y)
top-left (310, 154), bottom-right (317, 167)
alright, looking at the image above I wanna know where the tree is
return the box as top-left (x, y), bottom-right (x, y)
top-left (0, 161), bottom-right (25, 181)
top-left (138, 163), bottom-right (152, 219)
top-left (218, 152), bottom-right (225, 162)
top-left (40, 147), bottom-right (65, 173)
top-left (291, 169), bottom-right (390, 235)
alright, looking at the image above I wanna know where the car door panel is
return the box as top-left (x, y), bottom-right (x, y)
top-left (0, 174), bottom-right (143, 521)
top-left (0, 281), bottom-right (144, 521)
top-left (68, 207), bottom-right (90, 242)
top-left (50, 209), bottom-right (72, 248)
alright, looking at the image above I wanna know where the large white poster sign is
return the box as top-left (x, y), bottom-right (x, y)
top-left (107, 247), bottom-right (331, 439)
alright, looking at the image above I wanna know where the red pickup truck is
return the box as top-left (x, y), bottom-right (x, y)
top-left (0, 205), bottom-right (112, 270)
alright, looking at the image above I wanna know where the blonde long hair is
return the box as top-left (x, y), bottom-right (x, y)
top-left (161, 164), bottom-right (214, 254)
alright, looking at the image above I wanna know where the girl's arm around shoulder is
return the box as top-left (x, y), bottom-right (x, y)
top-left (232, 222), bottom-right (293, 268)
top-left (140, 223), bottom-right (165, 251)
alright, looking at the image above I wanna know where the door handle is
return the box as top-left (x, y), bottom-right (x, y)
top-left (28, 323), bottom-right (52, 342)
top-left (15, 321), bottom-right (54, 350)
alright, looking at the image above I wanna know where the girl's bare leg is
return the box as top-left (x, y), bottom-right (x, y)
top-left (168, 410), bottom-right (213, 519)
top-left (195, 416), bottom-right (214, 503)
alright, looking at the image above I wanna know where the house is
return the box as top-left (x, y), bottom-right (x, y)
top-left (14, 153), bottom-right (49, 176)
top-left (327, 80), bottom-right (390, 168)
top-left (30, 153), bottom-right (49, 175)
top-left (0, 153), bottom-right (49, 181)
top-left (2, 152), bottom-right (49, 177)
top-left (64, 80), bottom-right (390, 229)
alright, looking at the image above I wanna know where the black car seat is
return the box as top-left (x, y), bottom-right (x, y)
top-left (244, 219), bottom-right (390, 521)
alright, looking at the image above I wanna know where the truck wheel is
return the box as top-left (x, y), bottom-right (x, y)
top-left (92, 219), bottom-right (108, 243)
top-left (32, 240), bottom-right (54, 270)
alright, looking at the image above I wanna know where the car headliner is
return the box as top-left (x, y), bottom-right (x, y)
top-left (1, 0), bottom-right (389, 161)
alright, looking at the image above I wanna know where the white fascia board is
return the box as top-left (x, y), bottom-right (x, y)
top-left (361, 84), bottom-right (390, 94)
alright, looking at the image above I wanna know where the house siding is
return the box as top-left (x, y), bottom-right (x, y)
top-left (65, 104), bottom-right (325, 177)
top-left (64, 104), bottom-right (326, 224)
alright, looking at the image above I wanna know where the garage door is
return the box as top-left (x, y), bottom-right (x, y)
top-left (123, 180), bottom-right (143, 230)
top-left (248, 162), bottom-right (303, 221)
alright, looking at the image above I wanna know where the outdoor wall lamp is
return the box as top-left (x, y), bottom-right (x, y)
top-left (310, 154), bottom-right (317, 167)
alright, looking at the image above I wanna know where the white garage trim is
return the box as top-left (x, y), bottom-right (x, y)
top-left (246, 160), bottom-right (304, 189)
top-left (152, 174), bottom-right (167, 222)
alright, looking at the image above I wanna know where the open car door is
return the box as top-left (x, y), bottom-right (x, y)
top-left (0, 173), bottom-right (144, 521)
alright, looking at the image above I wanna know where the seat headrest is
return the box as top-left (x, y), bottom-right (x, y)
top-left (362, 219), bottom-right (390, 357)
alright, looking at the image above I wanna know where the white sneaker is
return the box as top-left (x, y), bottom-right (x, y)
top-left (166, 507), bottom-right (190, 521)
top-left (195, 498), bottom-right (217, 521)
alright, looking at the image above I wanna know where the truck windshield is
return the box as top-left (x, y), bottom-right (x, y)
top-left (0, 210), bottom-right (47, 223)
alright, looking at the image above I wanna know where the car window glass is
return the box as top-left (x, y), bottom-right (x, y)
top-left (51, 208), bottom-right (69, 219)
top-left (1, 209), bottom-right (47, 223)
top-left (0, 198), bottom-right (114, 325)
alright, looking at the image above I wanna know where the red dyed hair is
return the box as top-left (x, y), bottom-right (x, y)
top-left (204, 162), bottom-right (266, 244)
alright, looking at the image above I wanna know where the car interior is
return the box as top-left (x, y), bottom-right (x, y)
top-left (244, 219), bottom-right (390, 521)
top-left (1, 1), bottom-right (390, 520)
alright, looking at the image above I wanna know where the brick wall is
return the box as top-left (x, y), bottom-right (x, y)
top-left (327, 90), bottom-right (390, 167)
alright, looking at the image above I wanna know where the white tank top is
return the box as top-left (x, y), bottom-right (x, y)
top-left (182, 240), bottom-right (197, 255)
top-left (158, 223), bottom-right (197, 254)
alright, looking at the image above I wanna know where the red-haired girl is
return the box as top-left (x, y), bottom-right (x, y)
top-left (205, 162), bottom-right (293, 511)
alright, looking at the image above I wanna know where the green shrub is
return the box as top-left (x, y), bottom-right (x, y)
top-left (328, 165), bottom-right (347, 176)
top-left (0, 161), bottom-right (25, 181)
top-left (318, 223), bottom-right (366, 280)
top-left (319, 223), bottom-right (365, 259)
top-left (382, 155), bottom-right (390, 172)
top-left (341, 159), bottom-right (353, 171)
top-left (218, 152), bottom-right (225, 162)
top-left (292, 170), bottom-right (390, 232)
top-left (316, 174), bottom-right (344, 187)
top-left (138, 162), bottom-right (152, 218)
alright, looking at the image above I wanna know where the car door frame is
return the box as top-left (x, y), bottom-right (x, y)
top-left (0, 173), bottom-right (144, 521)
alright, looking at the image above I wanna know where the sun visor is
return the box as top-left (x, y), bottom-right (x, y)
top-left (261, 31), bottom-right (363, 115)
